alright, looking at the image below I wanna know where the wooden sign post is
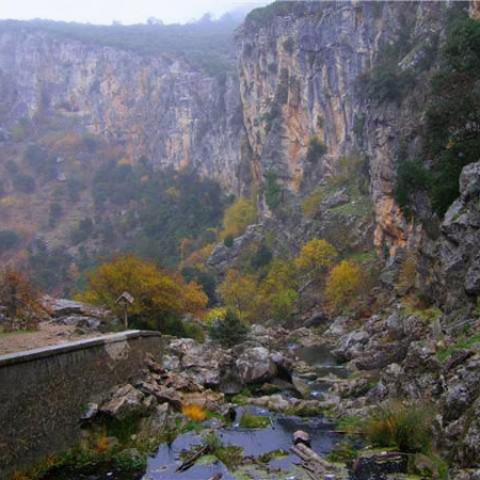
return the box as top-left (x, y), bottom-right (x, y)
top-left (115, 291), bottom-right (134, 329)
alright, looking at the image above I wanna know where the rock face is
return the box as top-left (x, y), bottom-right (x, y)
top-left (428, 161), bottom-right (480, 309)
top-left (236, 1), bottom-right (448, 254)
top-left (0, 27), bottom-right (249, 194)
top-left (0, 2), bottom-right (454, 259)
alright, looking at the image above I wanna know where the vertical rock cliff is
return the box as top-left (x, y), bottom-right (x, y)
top-left (235, 1), bottom-right (449, 255)
top-left (0, 27), bottom-right (249, 194)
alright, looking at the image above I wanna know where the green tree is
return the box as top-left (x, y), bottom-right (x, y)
top-left (209, 310), bottom-right (249, 347)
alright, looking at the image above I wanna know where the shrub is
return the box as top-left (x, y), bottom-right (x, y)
top-left (250, 243), bottom-right (273, 270)
top-left (209, 310), bottom-right (249, 347)
top-left (395, 158), bottom-right (430, 215)
top-left (224, 234), bottom-right (234, 247)
top-left (365, 402), bottom-right (433, 454)
top-left (306, 136), bottom-right (327, 163)
top-left (264, 172), bottom-right (282, 210)
top-left (221, 196), bottom-right (256, 239)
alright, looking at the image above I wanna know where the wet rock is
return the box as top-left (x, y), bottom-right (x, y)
top-left (100, 384), bottom-right (147, 420)
top-left (351, 451), bottom-right (408, 480)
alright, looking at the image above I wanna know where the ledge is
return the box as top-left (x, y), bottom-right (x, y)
top-left (0, 330), bottom-right (163, 368)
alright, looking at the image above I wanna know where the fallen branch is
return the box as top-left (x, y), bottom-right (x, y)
top-left (176, 444), bottom-right (211, 472)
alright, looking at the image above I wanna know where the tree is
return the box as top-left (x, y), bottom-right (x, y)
top-left (218, 269), bottom-right (259, 322)
top-left (0, 267), bottom-right (44, 331)
top-left (209, 310), bottom-right (249, 348)
top-left (295, 239), bottom-right (338, 281)
top-left (76, 254), bottom-right (207, 331)
top-left (324, 260), bottom-right (361, 311)
top-left (259, 259), bottom-right (298, 322)
top-left (221, 197), bottom-right (257, 239)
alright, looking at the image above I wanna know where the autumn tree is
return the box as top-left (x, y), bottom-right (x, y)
top-left (221, 197), bottom-right (257, 239)
top-left (295, 239), bottom-right (338, 282)
top-left (259, 259), bottom-right (299, 322)
top-left (0, 267), bottom-right (44, 331)
top-left (218, 269), bottom-right (259, 322)
top-left (76, 254), bottom-right (207, 332)
top-left (324, 260), bottom-right (361, 312)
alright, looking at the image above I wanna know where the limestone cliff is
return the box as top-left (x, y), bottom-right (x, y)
top-left (0, 26), bottom-right (249, 194)
top-left (235, 1), bottom-right (449, 255)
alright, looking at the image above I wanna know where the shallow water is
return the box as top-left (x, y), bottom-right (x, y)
top-left (143, 406), bottom-right (343, 480)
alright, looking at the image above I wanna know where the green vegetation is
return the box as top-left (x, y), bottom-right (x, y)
top-left (264, 172), bottom-right (282, 211)
top-left (394, 12), bottom-right (480, 217)
top-left (208, 310), bottom-right (249, 347)
top-left (244, 2), bottom-right (295, 31)
top-left (365, 402), bottom-right (433, 454)
top-left (306, 136), bottom-right (327, 163)
top-left (436, 333), bottom-right (480, 363)
top-left (238, 412), bottom-right (270, 429)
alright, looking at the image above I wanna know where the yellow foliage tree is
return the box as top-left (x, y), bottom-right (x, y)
top-left (221, 197), bottom-right (257, 239)
top-left (295, 239), bottom-right (338, 280)
top-left (324, 260), bottom-right (361, 311)
top-left (76, 254), bottom-right (207, 330)
top-left (218, 269), bottom-right (259, 322)
top-left (259, 259), bottom-right (299, 322)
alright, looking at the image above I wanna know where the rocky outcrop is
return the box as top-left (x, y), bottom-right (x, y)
top-left (427, 161), bottom-right (480, 309)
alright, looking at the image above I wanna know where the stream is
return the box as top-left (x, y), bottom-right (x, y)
top-left (142, 344), bottom-right (351, 480)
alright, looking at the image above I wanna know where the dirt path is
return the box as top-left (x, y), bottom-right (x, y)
top-left (0, 322), bottom-right (102, 356)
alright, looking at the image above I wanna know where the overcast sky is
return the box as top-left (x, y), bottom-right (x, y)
top-left (0, 0), bottom-right (272, 25)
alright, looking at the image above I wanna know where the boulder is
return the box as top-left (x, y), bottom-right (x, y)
top-left (332, 330), bottom-right (369, 362)
top-left (100, 384), bottom-right (148, 420)
top-left (236, 346), bottom-right (277, 384)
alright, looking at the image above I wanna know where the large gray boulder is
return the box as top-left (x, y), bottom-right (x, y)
top-left (236, 346), bottom-right (277, 384)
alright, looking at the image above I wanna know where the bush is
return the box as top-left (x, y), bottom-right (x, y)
top-left (224, 234), bottom-right (234, 247)
top-left (250, 243), bottom-right (273, 270)
top-left (264, 172), bottom-right (282, 210)
top-left (221, 196), bottom-right (256, 239)
top-left (395, 158), bottom-right (430, 215)
top-left (306, 137), bottom-right (327, 163)
top-left (366, 402), bottom-right (433, 454)
top-left (209, 310), bottom-right (249, 347)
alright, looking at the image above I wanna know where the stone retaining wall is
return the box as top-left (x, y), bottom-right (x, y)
top-left (0, 330), bottom-right (165, 478)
